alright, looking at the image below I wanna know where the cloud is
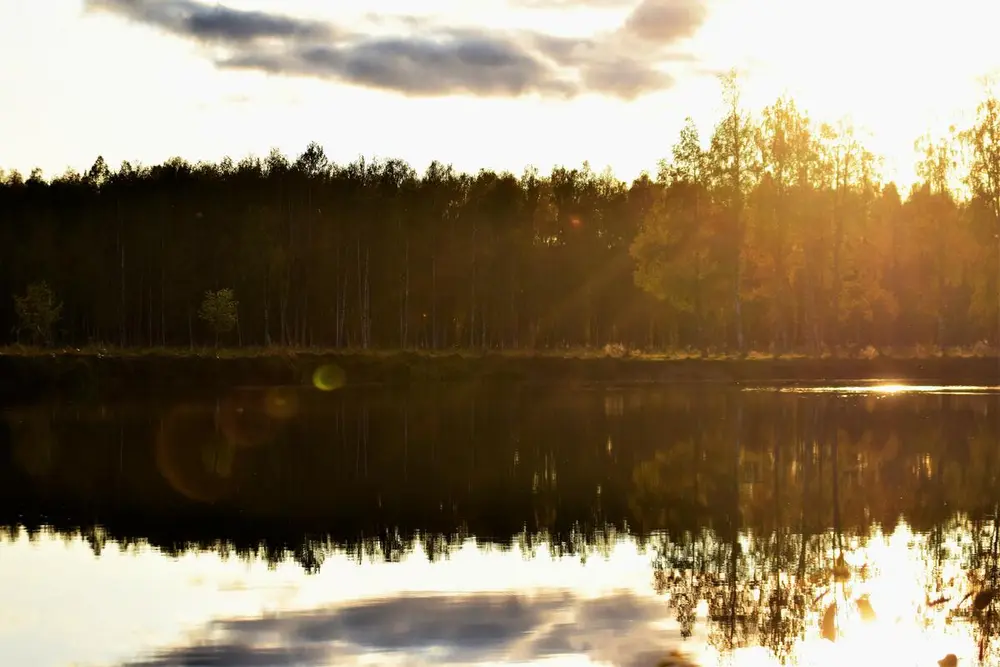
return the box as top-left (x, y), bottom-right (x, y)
top-left (219, 33), bottom-right (577, 98)
top-left (510, 0), bottom-right (637, 6)
top-left (84, 0), bottom-right (709, 99)
top-left (125, 590), bottom-right (688, 666)
top-left (85, 0), bottom-right (337, 42)
top-left (623, 0), bottom-right (708, 42)
top-left (581, 56), bottom-right (676, 98)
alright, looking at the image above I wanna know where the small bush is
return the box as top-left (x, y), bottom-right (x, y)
top-left (198, 288), bottom-right (239, 346)
top-left (972, 340), bottom-right (993, 357)
top-left (859, 345), bottom-right (880, 360)
top-left (14, 281), bottom-right (62, 346)
top-left (603, 342), bottom-right (628, 358)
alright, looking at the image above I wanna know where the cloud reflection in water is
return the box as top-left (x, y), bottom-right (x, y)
top-left (126, 591), bottom-right (682, 666)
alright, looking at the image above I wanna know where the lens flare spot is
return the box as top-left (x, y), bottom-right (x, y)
top-left (217, 390), bottom-right (276, 448)
top-left (201, 438), bottom-right (235, 478)
top-left (156, 404), bottom-right (236, 504)
top-left (264, 386), bottom-right (299, 420)
top-left (313, 364), bottom-right (346, 392)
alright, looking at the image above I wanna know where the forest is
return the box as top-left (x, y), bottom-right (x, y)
top-left (2, 77), bottom-right (999, 354)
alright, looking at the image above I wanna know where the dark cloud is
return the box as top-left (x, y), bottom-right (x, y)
top-left (125, 591), bottom-right (687, 666)
top-left (127, 644), bottom-right (328, 666)
top-left (85, 0), bottom-right (336, 42)
top-left (84, 0), bottom-right (709, 99)
top-left (186, 6), bottom-right (332, 42)
top-left (220, 33), bottom-right (577, 98)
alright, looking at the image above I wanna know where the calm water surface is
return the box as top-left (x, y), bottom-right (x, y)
top-left (2, 382), bottom-right (1000, 666)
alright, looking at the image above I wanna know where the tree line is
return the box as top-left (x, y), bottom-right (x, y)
top-left (2, 76), bottom-right (999, 352)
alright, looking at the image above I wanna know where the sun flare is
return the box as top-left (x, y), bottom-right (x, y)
top-left (706, 523), bottom-right (982, 667)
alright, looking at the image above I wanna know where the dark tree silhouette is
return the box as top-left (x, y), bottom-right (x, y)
top-left (2, 84), bottom-right (999, 352)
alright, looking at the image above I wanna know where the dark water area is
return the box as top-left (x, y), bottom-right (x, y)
top-left (4, 351), bottom-right (1000, 404)
top-left (2, 383), bottom-right (1000, 666)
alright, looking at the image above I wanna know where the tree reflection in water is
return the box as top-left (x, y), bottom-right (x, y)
top-left (1, 384), bottom-right (1000, 665)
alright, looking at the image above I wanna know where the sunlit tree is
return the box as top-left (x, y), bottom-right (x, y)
top-left (198, 288), bottom-right (239, 347)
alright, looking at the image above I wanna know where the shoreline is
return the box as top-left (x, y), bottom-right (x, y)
top-left (2, 347), bottom-right (1000, 401)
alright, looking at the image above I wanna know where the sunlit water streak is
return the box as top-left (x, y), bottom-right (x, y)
top-left (746, 384), bottom-right (1000, 396)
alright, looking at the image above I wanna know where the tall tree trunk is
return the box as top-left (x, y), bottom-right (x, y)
top-left (469, 221), bottom-right (477, 349)
top-left (356, 237), bottom-right (364, 348)
top-left (160, 233), bottom-right (166, 346)
top-left (364, 246), bottom-right (371, 348)
top-left (117, 202), bottom-right (125, 347)
top-left (431, 253), bottom-right (438, 349)
top-left (279, 276), bottom-right (289, 347)
top-left (403, 240), bottom-right (409, 348)
top-left (147, 284), bottom-right (153, 347)
top-left (263, 266), bottom-right (272, 346)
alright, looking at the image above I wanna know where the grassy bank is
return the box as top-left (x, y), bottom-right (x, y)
top-left (1, 345), bottom-right (1000, 402)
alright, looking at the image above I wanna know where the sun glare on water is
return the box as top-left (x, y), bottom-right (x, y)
top-left (754, 384), bottom-right (1000, 396)
top-left (691, 523), bottom-right (982, 667)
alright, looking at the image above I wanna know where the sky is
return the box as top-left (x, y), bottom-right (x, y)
top-left (1, 0), bottom-right (1000, 188)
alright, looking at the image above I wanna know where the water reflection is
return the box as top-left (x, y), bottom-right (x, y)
top-left (1, 529), bottom-right (673, 667)
top-left (2, 385), bottom-right (1000, 665)
top-left (757, 384), bottom-right (1000, 396)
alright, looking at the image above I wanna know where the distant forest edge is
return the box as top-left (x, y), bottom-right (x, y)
top-left (3, 77), bottom-right (1000, 354)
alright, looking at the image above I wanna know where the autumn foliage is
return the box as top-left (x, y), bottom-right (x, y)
top-left (1, 79), bottom-right (998, 353)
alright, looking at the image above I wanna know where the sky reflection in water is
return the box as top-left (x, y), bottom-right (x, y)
top-left (1, 532), bottom-right (675, 667)
top-left (0, 523), bottom-right (992, 667)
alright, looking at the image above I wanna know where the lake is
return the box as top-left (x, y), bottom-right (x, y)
top-left (1, 382), bottom-right (999, 666)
